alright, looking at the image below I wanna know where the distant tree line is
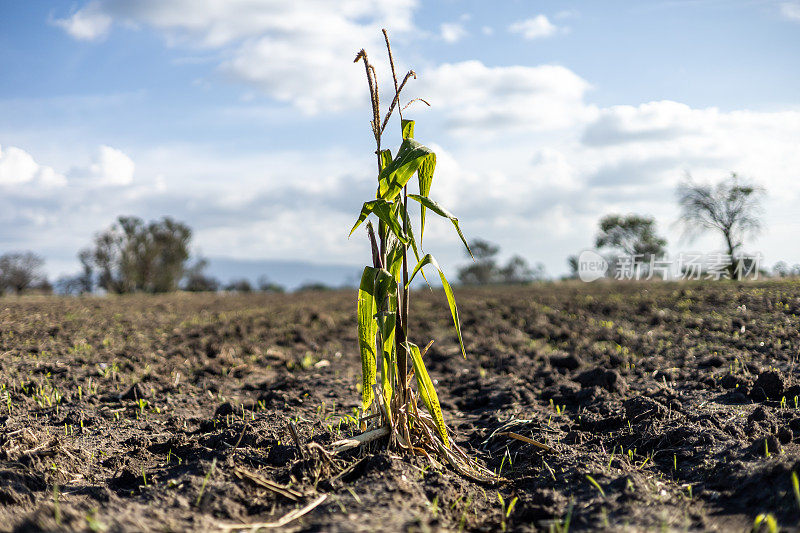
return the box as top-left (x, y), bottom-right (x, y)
top-left (456, 239), bottom-right (546, 286)
top-left (1, 215), bottom-right (287, 296)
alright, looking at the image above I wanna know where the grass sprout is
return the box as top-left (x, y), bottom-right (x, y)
top-left (195, 458), bottom-right (217, 507)
top-left (586, 475), bottom-right (606, 498)
top-left (752, 513), bottom-right (778, 533)
top-left (497, 493), bottom-right (518, 532)
top-left (549, 503), bottom-right (573, 533)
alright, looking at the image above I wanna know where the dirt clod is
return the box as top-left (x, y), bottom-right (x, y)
top-left (575, 367), bottom-right (627, 393)
top-left (549, 353), bottom-right (582, 370)
top-left (749, 371), bottom-right (786, 401)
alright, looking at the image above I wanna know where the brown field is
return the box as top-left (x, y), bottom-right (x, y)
top-left (1, 281), bottom-right (799, 531)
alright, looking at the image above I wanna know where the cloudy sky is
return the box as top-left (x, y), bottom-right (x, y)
top-left (1, 0), bottom-right (799, 281)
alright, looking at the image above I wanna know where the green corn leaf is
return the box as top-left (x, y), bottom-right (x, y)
top-left (378, 218), bottom-right (388, 250)
top-left (416, 153), bottom-right (436, 241)
top-left (357, 266), bottom-right (379, 410)
top-left (350, 199), bottom-right (408, 244)
top-left (402, 119), bottom-right (415, 140)
top-left (399, 201), bottom-right (422, 265)
top-left (378, 139), bottom-right (434, 201)
top-left (373, 267), bottom-right (396, 305)
top-left (375, 149), bottom-right (393, 199)
top-left (405, 341), bottom-right (449, 447)
top-left (407, 194), bottom-right (472, 258)
top-left (385, 236), bottom-right (403, 283)
top-left (379, 149), bottom-right (392, 171)
top-left (380, 336), bottom-right (394, 417)
top-left (373, 268), bottom-right (397, 416)
top-left (399, 201), bottom-right (429, 287)
top-left (407, 254), bottom-right (466, 359)
top-left (397, 119), bottom-right (436, 241)
top-left (379, 303), bottom-right (396, 416)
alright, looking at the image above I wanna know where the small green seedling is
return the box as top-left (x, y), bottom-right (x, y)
top-left (195, 458), bottom-right (217, 506)
top-left (85, 508), bottom-right (106, 533)
top-left (457, 496), bottom-right (474, 531)
top-left (586, 475), bottom-right (606, 498)
top-left (346, 30), bottom-right (491, 481)
top-left (497, 493), bottom-right (519, 532)
top-left (428, 494), bottom-right (439, 516)
top-left (791, 471), bottom-right (800, 511)
top-left (752, 513), bottom-right (778, 533)
top-left (549, 503), bottom-right (573, 533)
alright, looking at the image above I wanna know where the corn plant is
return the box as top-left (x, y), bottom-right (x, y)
top-left (344, 30), bottom-right (494, 482)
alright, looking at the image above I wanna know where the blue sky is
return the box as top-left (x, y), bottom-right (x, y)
top-left (1, 0), bottom-right (799, 282)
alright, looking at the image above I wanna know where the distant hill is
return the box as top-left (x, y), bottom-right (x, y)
top-left (206, 257), bottom-right (362, 291)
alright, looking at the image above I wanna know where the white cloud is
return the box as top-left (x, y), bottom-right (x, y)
top-left (52, 2), bottom-right (112, 41)
top-left (481, 26), bottom-right (494, 36)
top-left (780, 2), bottom-right (800, 21)
top-left (440, 22), bottom-right (467, 43)
top-left (0, 144), bottom-right (135, 190)
top-left (87, 145), bottom-right (136, 186)
top-left (0, 145), bottom-right (66, 188)
top-left (198, 209), bottom-right (361, 263)
top-left (417, 61), bottom-right (594, 135)
top-left (54, 0), bottom-right (419, 114)
top-left (94, 0), bottom-right (416, 47)
top-left (508, 15), bottom-right (558, 40)
top-left (582, 101), bottom-right (713, 146)
top-left (575, 103), bottom-right (800, 207)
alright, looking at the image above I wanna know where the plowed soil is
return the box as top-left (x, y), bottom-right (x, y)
top-left (1, 281), bottom-right (799, 532)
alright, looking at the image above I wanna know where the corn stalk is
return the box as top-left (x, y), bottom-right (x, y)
top-left (342, 31), bottom-right (495, 483)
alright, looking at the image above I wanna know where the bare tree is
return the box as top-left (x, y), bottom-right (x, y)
top-left (0, 252), bottom-right (47, 294)
top-left (77, 248), bottom-right (94, 293)
top-left (676, 173), bottom-right (764, 278)
top-left (54, 249), bottom-right (95, 294)
top-left (773, 261), bottom-right (800, 278)
top-left (772, 261), bottom-right (790, 278)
